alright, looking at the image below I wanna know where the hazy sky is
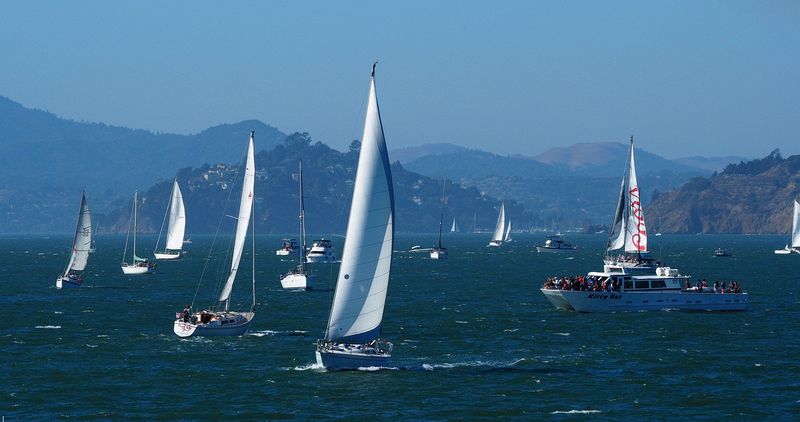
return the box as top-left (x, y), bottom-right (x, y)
top-left (1, 1), bottom-right (798, 159)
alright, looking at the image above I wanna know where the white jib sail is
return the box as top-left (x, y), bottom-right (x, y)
top-left (65, 193), bottom-right (92, 274)
top-left (451, 218), bottom-right (457, 232)
top-left (165, 180), bottom-right (186, 251)
top-left (219, 132), bottom-right (256, 303)
top-left (792, 200), bottom-right (800, 248)
top-left (492, 203), bottom-right (506, 242)
top-left (325, 65), bottom-right (394, 343)
top-left (624, 140), bottom-right (647, 252)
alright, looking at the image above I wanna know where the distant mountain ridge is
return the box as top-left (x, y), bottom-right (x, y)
top-left (0, 95), bottom-right (287, 196)
top-left (649, 150), bottom-right (800, 234)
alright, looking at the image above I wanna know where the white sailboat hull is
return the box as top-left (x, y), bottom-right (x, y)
top-left (540, 288), bottom-right (748, 312)
top-left (154, 251), bottom-right (182, 260)
top-left (430, 249), bottom-right (447, 260)
top-left (275, 250), bottom-right (297, 256)
top-left (774, 246), bottom-right (798, 255)
top-left (487, 240), bottom-right (503, 247)
top-left (55, 276), bottom-right (82, 289)
top-left (536, 246), bottom-right (577, 253)
top-left (173, 312), bottom-right (254, 337)
top-left (280, 273), bottom-right (314, 290)
top-left (121, 264), bottom-right (154, 275)
top-left (315, 348), bottom-right (391, 370)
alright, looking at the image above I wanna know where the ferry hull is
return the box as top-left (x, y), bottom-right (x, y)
top-left (536, 246), bottom-right (577, 253)
top-left (540, 288), bottom-right (748, 312)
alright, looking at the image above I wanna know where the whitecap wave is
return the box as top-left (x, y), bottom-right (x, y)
top-left (247, 330), bottom-right (278, 337)
top-left (554, 332), bottom-right (570, 336)
top-left (455, 320), bottom-right (468, 324)
top-left (291, 362), bottom-right (325, 371)
top-left (422, 358), bottom-right (525, 371)
top-left (551, 410), bottom-right (601, 414)
top-left (35, 325), bottom-right (61, 329)
top-left (357, 366), bottom-right (398, 372)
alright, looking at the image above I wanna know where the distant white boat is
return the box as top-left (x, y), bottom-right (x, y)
top-left (275, 238), bottom-right (300, 256)
top-left (430, 179), bottom-right (448, 260)
top-left (536, 235), bottom-right (577, 253)
top-left (774, 200), bottom-right (800, 255)
top-left (154, 179), bottom-right (186, 260)
top-left (306, 238), bottom-right (337, 263)
top-left (121, 191), bottom-right (156, 275)
top-left (280, 160), bottom-right (315, 290)
top-left (316, 63), bottom-right (394, 370)
top-left (487, 202), bottom-right (506, 247)
top-left (56, 192), bottom-right (92, 289)
top-left (714, 248), bottom-right (731, 257)
top-left (450, 217), bottom-right (458, 233)
top-left (504, 218), bottom-right (512, 243)
top-left (174, 131), bottom-right (257, 338)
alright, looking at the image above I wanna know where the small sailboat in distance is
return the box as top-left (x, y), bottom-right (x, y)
top-left (280, 160), bottom-right (315, 290)
top-left (775, 200), bottom-right (800, 255)
top-left (174, 131), bottom-right (257, 337)
top-left (56, 192), bottom-right (92, 289)
top-left (154, 179), bottom-right (187, 260)
top-left (121, 191), bottom-right (156, 274)
top-left (450, 217), bottom-right (458, 233)
top-left (430, 179), bottom-right (448, 260)
top-left (316, 63), bottom-right (395, 369)
top-left (487, 202), bottom-right (505, 247)
top-left (504, 218), bottom-right (512, 243)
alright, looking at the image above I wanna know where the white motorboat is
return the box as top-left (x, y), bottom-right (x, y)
top-left (276, 238), bottom-right (300, 256)
top-left (540, 266), bottom-right (748, 312)
top-left (121, 191), bottom-right (156, 275)
top-left (173, 131), bottom-right (258, 337)
top-left (56, 192), bottom-right (92, 289)
top-left (305, 238), bottom-right (337, 263)
top-left (774, 200), bottom-right (800, 255)
top-left (487, 203), bottom-right (506, 247)
top-left (536, 235), bottom-right (577, 253)
top-left (316, 63), bottom-right (395, 370)
top-left (280, 160), bottom-right (315, 290)
top-left (153, 179), bottom-right (187, 260)
top-left (714, 248), bottom-right (731, 257)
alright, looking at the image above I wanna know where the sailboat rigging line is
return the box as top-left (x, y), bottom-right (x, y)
top-left (191, 153), bottom-right (245, 310)
top-left (121, 195), bottom-right (134, 264)
top-left (154, 184), bottom-right (172, 252)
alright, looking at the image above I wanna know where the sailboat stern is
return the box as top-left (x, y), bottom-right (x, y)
top-left (280, 272), bottom-right (315, 290)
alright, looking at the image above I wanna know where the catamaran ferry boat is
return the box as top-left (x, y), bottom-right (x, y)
top-left (540, 266), bottom-right (748, 312)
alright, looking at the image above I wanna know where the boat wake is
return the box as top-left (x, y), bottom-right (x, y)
top-left (290, 362), bottom-right (325, 371)
top-left (421, 358), bottom-right (525, 371)
top-left (551, 410), bottom-right (602, 415)
top-left (247, 330), bottom-right (308, 337)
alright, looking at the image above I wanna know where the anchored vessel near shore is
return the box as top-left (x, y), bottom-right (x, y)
top-left (316, 63), bottom-right (395, 369)
top-left (56, 192), bottom-right (92, 289)
top-left (173, 131), bottom-right (257, 337)
top-left (540, 266), bottom-right (748, 312)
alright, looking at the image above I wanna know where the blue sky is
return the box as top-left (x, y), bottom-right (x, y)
top-left (1, 0), bottom-right (798, 158)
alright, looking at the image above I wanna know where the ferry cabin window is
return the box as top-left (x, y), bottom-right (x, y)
top-left (635, 281), bottom-right (650, 289)
top-left (651, 280), bottom-right (667, 288)
top-left (624, 281), bottom-right (633, 290)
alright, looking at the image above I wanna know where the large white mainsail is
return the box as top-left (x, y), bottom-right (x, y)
top-left (607, 137), bottom-right (648, 254)
top-left (218, 131), bottom-right (256, 306)
top-left (324, 64), bottom-right (394, 344)
top-left (65, 193), bottom-right (92, 275)
top-left (792, 199), bottom-right (800, 249)
top-left (165, 180), bottom-right (186, 251)
top-left (492, 203), bottom-right (506, 242)
top-left (624, 138), bottom-right (647, 252)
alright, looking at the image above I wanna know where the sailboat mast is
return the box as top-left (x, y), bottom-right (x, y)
top-left (134, 191), bottom-right (139, 258)
top-left (251, 192), bottom-right (256, 312)
top-left (299, 160), bottom-right (307, 272)
top-left (436, 179), bottom-right (446, 248)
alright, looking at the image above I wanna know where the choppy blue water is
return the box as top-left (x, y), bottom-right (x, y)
top-left (2, 233), bottom-right (799, 419)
